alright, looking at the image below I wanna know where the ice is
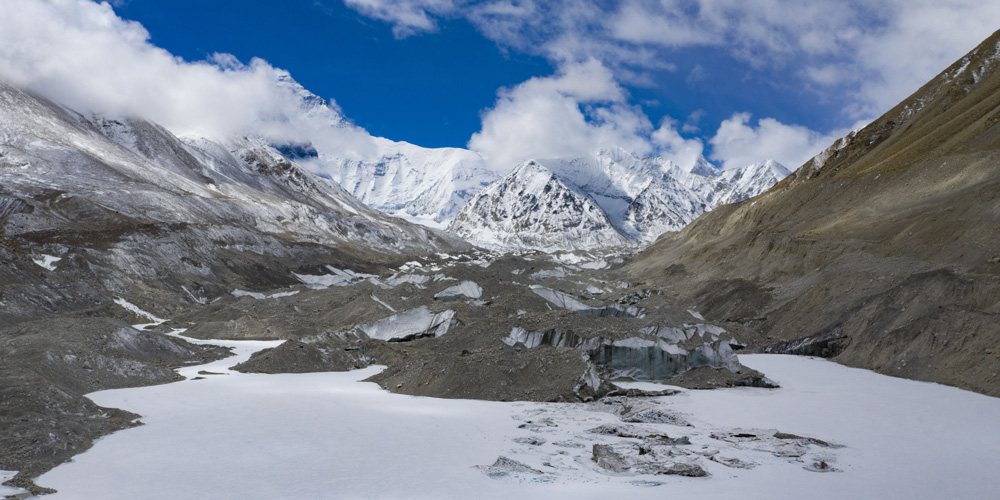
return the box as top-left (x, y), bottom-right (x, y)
top-left (687, 309), bottom-right (705, 321)
top-left (385, 273), bottom-right (431, 287)
top-left (529, 267), bottom-right (568, 280)
top-left (579, 259), bottom-right (608, 270)
top-left (612, 380), bottom-right (686, 393)
top-left (398, 261), bottom-right (423, 272)
top-left (112, 297), bottom-right (166, 331)
top-left (358, 306), bottom-right (456, 342)
top-left (554, 253), bottom-right (587, 264)
top-left (181, 286), bottom-right (208, 305)
top-left (370, 294), bottom-right (397, 312)
top-left (502, 327), bottom-right (734, 380)
top-left (529, 286), bottom-right (594, 311)
top-left (293, 267), bottom-right (374, 289)
top-left (434, 281), bottom-right (483, 301)
top-left (32, 253), bottom-right (62, 270)
top-left (36, 353), bottom-right (1000, 499)
top-left (640, 326), bottom-right (693, 344)
top-left (530, 286), bottom-right (639, 318)
top-left (232, 289), bottom-right (300, 300)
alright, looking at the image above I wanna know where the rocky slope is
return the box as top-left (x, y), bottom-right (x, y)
top-left (626, 29), bottom-right (1000, 397)
top-left (449, 148), bottom-right (789, 251)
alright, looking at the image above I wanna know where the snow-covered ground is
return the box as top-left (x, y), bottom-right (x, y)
top-left (36, 338), bottom-right (1000, 499)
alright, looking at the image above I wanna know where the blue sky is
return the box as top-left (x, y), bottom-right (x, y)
top-left (3, 1), bottom-right (999, 172)
top-left (112, 0), bottom-right (552, 149)
top-left (111, 0), bottom-right (850, 152)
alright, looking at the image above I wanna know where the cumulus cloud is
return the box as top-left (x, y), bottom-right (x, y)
top-left (468, 59), bottom-right (659, 171)
top-left (708, 113), bottom-right (848, 171)
top-left (0, 0), bottom-right (375, 157)
top-left (651, 119), bottom-right (706, 171)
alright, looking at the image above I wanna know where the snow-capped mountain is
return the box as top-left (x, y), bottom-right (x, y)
top-left (0, 82), bottom-right (462, 269)
top-left (255, 74), bottom-right (502, 229)
top-left (317, 139), bottom-right (501, 228)
top-left (446, 160), bottom-right (629, 250)
top-left (257, 75), bottom-right (790, 246)
top-left (449, 148), bottom-right (790, 251)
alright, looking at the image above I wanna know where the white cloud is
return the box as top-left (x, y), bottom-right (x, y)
top-left (468, 59), bottom-right (656, 171)
top-left (609, 1), bottom-right (717, 47)
top-left (0, 0), bottom-right (375, 158)
top-left (651, 119), bottom-right (705, 171)
top-left (685, 64), bottom-right (707, 86)
top-left (342, 0), bottom-right (459, 38)
top-left (708, 113), bottom-right (846, 171)
top-left (347, 0), bottom-right (1000, 128)
top-left (846, 0), bottom-right (1000, 118)
top-left (469, 59), bottom-right (718, 173)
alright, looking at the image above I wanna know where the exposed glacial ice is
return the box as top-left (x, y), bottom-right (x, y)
top-left (502, 325), bottom-right (740, 380)
top-left (232, 289), bottom-right (300, 300)
top-left (434, 281), bottom-right (483, 301)
top-left (370, 294), bottom-right (397, 312)
top-left (530, 286), bottom-right (642, 318)
top-left (358, 306), bottom-right (456, 342)
top-left (294, 267), bottom-right (376, 289)
top-left (31, 253), bottom-right (62, 271)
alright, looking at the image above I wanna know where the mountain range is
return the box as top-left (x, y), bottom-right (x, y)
top-left (272, 76), bottom-right (789, 249)
top-left (448, 148), bottom-right (789, 250)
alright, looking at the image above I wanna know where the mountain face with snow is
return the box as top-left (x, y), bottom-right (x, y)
top-left (317, 139), bottom-right (500, 228)
top-left (0, 81), bottom-right (464, 313)
top-left (445, 160), bottom-right (630, 250)
top-left (262, 75), bottom-right (502, 229)
top-left (448, 148), bottom-right (790, 251)
top-left (265, 75), bottom-right (791, 246)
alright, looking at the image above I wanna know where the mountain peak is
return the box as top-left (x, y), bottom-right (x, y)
top-left (449, 148), bottom-right (788, 250)
top-left (686, 156), bottom-right (718, 177)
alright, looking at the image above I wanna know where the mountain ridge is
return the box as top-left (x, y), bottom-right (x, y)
top-left (449, 148), bottom-right (789, 251)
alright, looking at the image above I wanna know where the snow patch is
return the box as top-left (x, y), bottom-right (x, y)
top-left (232, 289), bottom-right (300, 300)
top-left (32, 253), bottom-right (62, 270)
top-left (113, 298), bottom-right (166, 331)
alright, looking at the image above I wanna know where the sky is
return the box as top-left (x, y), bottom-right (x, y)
top-left (2, 0), bottom-right (999, 172)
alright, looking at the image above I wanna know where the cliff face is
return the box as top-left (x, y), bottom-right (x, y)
top-left (626, 30), bottom-right (1000, 396)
